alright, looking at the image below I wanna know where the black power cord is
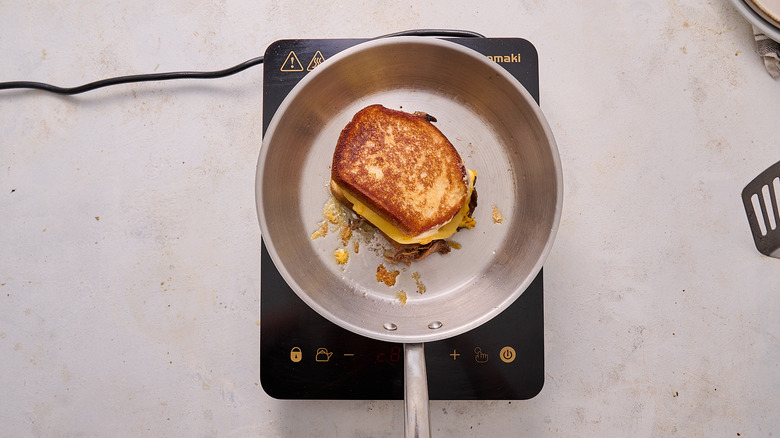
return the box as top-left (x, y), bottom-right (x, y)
top-left (373, 29), bottom-right (485, 39)
top-left (0, 56), bottom-right (265, 95)
top-left (0, 29), bottom-right (484, 95)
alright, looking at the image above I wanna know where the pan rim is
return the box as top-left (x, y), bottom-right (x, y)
top-left (256, 36), bottom-right (563, 343)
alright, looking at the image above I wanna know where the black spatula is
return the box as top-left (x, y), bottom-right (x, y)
top-left (743, 160), bottom-right (780, 258)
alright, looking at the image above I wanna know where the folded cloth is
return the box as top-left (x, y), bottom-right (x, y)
top-left (753, 26), bottom-right (780, 78)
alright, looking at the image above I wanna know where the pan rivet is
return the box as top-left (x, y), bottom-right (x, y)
top-left (428, 321), bottom-right (443, 330)
top-left (383, 323), bottom-right (398, 331)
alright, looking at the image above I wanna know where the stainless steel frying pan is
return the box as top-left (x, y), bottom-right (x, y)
top-left (256, 37), bottom-right (562, 437)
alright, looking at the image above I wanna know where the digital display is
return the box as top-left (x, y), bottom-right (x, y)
top-left (376, 346), bottom-right (402, 363)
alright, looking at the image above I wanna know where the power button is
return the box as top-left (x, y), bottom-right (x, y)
top-left (499, 346), bottom-right (516, 363)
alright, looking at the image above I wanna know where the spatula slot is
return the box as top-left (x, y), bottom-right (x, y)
top-left (751, 193), bottom-right (768, 236)
top-left (763, 183), bottom-right (777, 231)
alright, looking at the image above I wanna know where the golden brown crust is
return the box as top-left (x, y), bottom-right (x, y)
top-left (329, 179), bottom-right (353, 209)
top-left (331, 104), bottom-right (468, 237)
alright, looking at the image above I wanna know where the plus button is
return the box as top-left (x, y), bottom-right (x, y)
top-left (449, 349), bottom-right (461, 360)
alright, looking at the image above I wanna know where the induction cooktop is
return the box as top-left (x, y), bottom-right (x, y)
top-left (260, 37), bottom-right (544, 400)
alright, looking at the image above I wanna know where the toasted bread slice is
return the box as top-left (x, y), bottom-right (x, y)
top-left (331, 104), bottom-right (469, 239)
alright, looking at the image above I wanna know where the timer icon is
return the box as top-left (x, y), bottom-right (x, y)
top-left (499, 346), bottom-right (516, 363)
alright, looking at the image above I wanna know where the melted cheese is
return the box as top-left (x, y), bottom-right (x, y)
top-left (338, 169), bottom-right (476, 245)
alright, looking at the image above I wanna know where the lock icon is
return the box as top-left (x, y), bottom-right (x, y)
top-left (290, 347), bottom-right (302, 363)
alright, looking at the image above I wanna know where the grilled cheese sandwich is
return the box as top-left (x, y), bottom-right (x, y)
top-left (331, 168), bottom-right (476, 245)
top-left (331, 104), bottom-right (477, 248)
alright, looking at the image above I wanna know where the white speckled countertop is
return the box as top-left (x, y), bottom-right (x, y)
top-left (2, 1), bottom-right (779, 436)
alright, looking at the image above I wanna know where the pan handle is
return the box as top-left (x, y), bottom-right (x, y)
top-left (404, 343), bottom-right (430, 438)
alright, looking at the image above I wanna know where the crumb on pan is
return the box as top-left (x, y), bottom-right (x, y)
top-left (324, 198), bottom-right (346, 225)
top-left (339, 224), bottom-right (352, 246)
top-left (376, 263), bottom-right (400, 287)
top-left (397, 290), bottom-right (407, 306)
top-left (492, 206), bottom-right (503, 224)
top-left (311, 220), bottom-right (328, 240)
top-left (412, 272), bottom-right (426, 294)
top-left (334, 248), bottom-right (349, 265)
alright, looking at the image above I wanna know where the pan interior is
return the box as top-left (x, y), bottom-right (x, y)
top-left (257, 38), bottom-right (561, 343)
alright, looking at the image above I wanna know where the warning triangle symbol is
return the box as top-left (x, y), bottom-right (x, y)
top-left (307, 51), bottom-right (326, 71)
top-left (280, 51), bottom-right (304, 72)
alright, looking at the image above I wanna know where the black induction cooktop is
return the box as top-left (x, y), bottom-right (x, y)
top-left (260, 37), bottom-right (544, 400)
